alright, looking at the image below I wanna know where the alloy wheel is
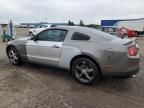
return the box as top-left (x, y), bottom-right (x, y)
top-left (74, 60), bottom-right (95, 84)
top-left (8, 48), bottom-right (19, 64)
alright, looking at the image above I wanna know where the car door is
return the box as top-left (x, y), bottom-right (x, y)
top-left (26, 29), bottom-right (68, 66)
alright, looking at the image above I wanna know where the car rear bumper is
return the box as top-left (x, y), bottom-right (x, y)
top-left (103, 66), bottom-right (140, 77)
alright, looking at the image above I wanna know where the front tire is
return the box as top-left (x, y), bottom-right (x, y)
top-left (7, 47), bottom-right (22, 65)
top-left (72, 58), bottom-right (100, 84)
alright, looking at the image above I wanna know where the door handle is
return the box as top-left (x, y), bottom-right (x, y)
top-left (52, 45), bottom-right (60, 48)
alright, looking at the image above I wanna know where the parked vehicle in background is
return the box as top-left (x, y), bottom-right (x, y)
top-left (28, 25), bottom-right (35, 28)
top-left (29, 24), bottom-right (52, 36)
top-left (101, 18), bottom-right (144, 36)
top-left (117, 27), bottom-right (137, 38)
top-left (15, 25), bottom-right (22, 28)
top-left (101, 26), bottom-right (137, 38)
top-left (17, 25), bottom-right (28, 28)
top-left (114, 19), bottom-right (144, 36)
top-left (101, 26), bottom-right (118, 35)
top-left (6, 26), bottom-right (140, 84)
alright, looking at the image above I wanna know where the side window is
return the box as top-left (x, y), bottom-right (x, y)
top-left (71, 32), bottom-right (90, 40)
top-left (36, 29), bottom-right (67, 42)
top-left (40, 25), bottom-right (44, 28)
top-left (41, 25), bottom-right (47, 28)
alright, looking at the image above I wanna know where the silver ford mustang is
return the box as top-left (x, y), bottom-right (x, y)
top-left (6, 26), bottom-right (140, 84)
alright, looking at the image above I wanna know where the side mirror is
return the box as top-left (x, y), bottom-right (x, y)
top-left (30, 36), bottom-right (37, 41)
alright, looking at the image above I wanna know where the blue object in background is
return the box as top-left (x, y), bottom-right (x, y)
top-left (9, 20), bottom-right (13, 36)
top-left (101, 20), bottom-right (123, 27)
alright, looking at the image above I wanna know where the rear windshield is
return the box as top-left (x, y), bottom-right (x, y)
top-left (93, 29), bottom-right (117, 40)
top-left (84, 28), bottom-right (117, 41)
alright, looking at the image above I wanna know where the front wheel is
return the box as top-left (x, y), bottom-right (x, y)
top-left (72, 58), bottom-right (100, 84)
top-left (7, 47), bottom-right (22, 65)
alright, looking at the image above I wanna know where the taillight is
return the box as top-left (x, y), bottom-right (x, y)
top-left (128, 46), bottom-right (138, 56)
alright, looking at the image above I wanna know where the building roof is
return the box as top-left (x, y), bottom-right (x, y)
top-left (20, 22), bottom-right (68, 26)
top-left (101, 18), bottom-right (144, 26)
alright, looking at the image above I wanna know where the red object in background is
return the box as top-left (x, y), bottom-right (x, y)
top-left (118, 28), bottom-right (137, 38)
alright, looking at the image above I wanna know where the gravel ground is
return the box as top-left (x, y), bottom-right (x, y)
top-left (0, 28), bottom-right (144, 108)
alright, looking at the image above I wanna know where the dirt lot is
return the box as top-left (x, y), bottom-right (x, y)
top-left (0, 28), bottom-right (144, 108)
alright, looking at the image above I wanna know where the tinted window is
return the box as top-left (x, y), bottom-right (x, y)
top-left (36, 25), bottom-right (47, 28)
top-left (71, 32), bottom-right (90, 40)
top-left (37, 29), bottom-right (67, 42)
top-left (81, 27), bottom-right (117, 41)
top-left (40, 25), bottom-right (47, 28)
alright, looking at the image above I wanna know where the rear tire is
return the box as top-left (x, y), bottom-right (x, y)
top-left (72, 58), bottom-right (100, 84)
top-left (7, 47), bottom-right (22, 66)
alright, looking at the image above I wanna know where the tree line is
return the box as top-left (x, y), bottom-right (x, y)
top-left (68, 20), bottom-right (100, 29)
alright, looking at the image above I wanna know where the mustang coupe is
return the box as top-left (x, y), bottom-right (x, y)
top-left (6, 26), bottom-right (140, 84)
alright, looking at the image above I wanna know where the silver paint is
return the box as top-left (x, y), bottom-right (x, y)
top-left (6, 26), bottom-right (140, 76)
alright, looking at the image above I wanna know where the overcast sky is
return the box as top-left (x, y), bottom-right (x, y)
top-left (0, 0), bottom-right (144, 24)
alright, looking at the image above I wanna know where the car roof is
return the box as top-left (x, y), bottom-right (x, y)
top-left (65, 26), bottom-right (118, 40)
top-left (52, 26), bottom-right (101, 34)
top-left (47, 26), bottom-right (117, 41)
top-left (55, 25), bottom-right (94, 31)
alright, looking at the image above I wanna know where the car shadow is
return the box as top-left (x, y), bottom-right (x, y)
top-left (19, 62), bottom-right (135, 94)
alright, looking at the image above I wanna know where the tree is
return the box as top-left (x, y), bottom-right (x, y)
top-left (86, 24), bottom-right (100, 29)
top-left (68, 20), bottom-right (71, 25)
top-left (71, 22), bottom-right (75, 26)
top-left (79, 20), bottom-right (85, 26)
top-left (68, 20), bottom-right (75, 26)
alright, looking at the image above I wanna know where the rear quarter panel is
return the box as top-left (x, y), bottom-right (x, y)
top-left (59, 37), bottom-right (127, 74)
